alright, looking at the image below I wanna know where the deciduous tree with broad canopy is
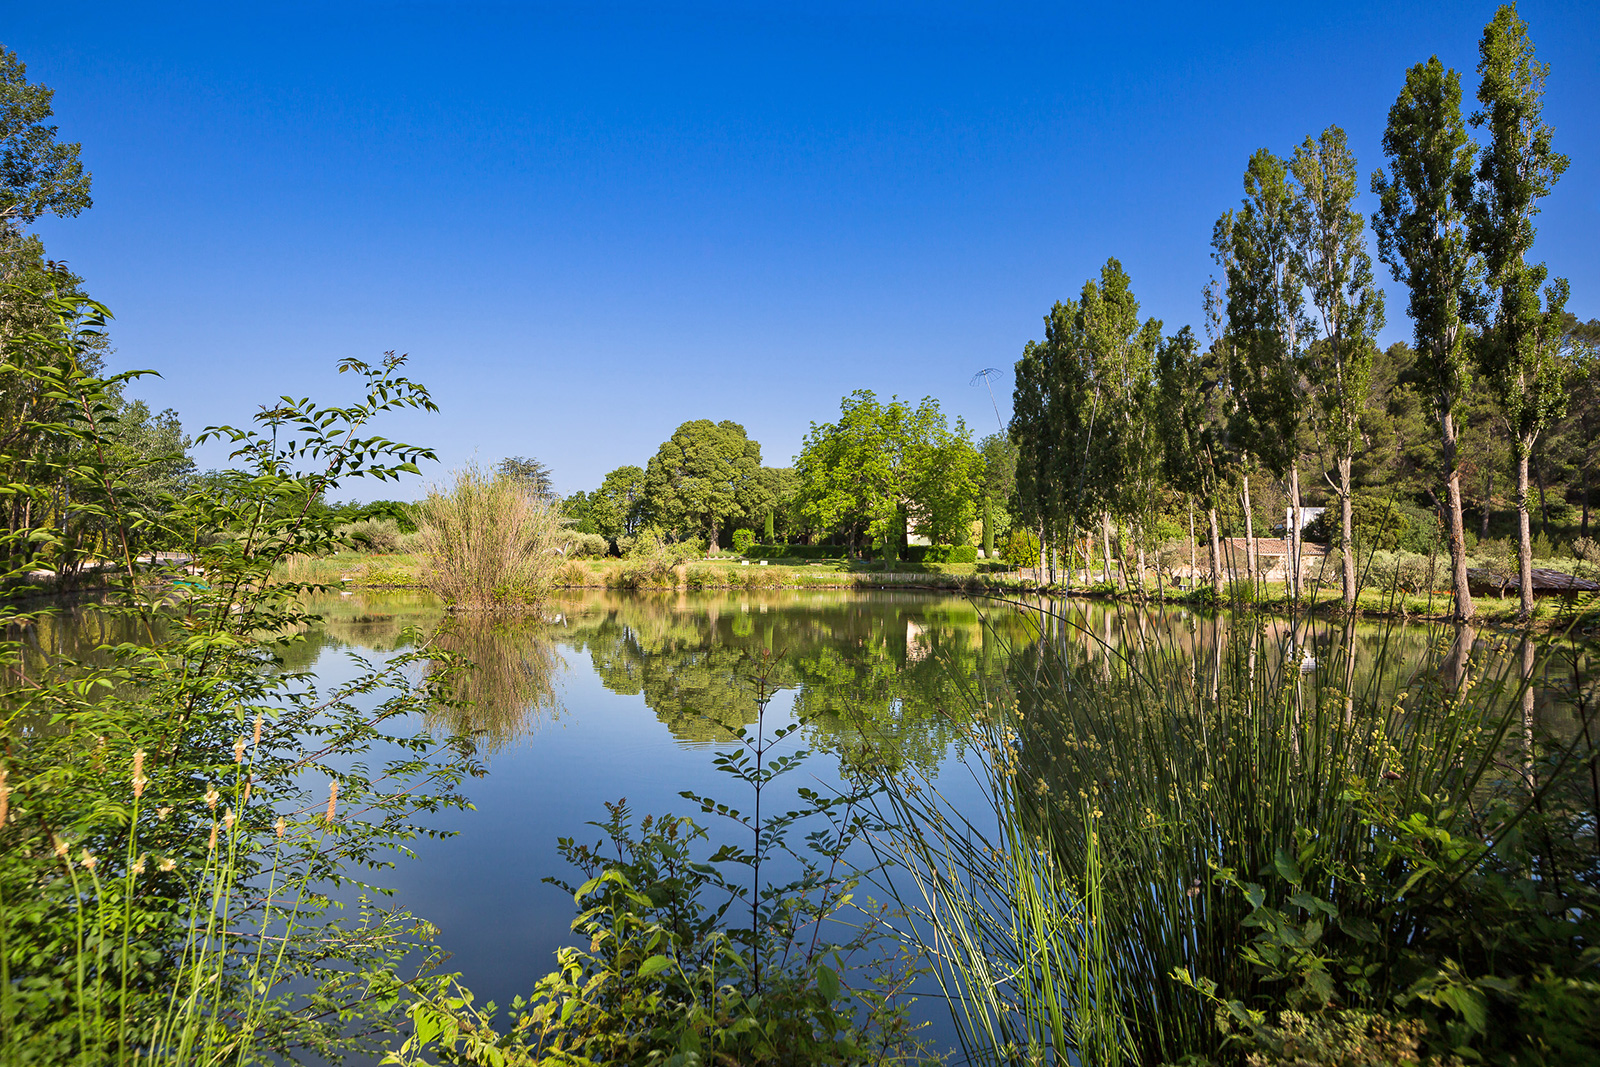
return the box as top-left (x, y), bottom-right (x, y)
top-left (643, 420), bottom-right (771, 550)
top-left (796, 391), bottom-right (982, 557)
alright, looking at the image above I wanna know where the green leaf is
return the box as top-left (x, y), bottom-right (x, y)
top-left (1273, 846), bottom-right (1302, 885)
top-left (637, 954), bottom-right (673, 978)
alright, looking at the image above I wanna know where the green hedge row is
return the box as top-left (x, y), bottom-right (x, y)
top-left (905, 545), bottom-right (979, 564)
top-left (742, 544), bottom-right (851, 560)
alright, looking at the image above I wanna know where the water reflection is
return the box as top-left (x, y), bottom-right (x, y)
top-left (291, 590), bottom-right (1597, 773)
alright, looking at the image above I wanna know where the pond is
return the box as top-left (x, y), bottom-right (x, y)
top-left (15, 586), bottom-right (1592, 1059)
top-left (275, 588), bottom-right (1589, 1059)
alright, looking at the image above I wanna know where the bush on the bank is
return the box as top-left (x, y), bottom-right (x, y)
top-left (731, 528), bottom-right (756, 554)
top-left (416, 466), bottom-right (566, 609)
top-left (1003, 529), bottom-right (1040, 569)
top-left (904, 544), bottom-right (979, 564)
top-left (339, 517), bottom-right (404, 553)
top-left (559, 530), bottom-right (610, 559)
top-left (742, 544), bottom-right (851, 561)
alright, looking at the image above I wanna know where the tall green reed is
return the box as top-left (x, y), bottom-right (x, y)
top-left (876, 597), bottom-right (1598, 1064)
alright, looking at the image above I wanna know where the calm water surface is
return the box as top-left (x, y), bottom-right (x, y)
top-left (279, 588), bottom-right (1590, 1057)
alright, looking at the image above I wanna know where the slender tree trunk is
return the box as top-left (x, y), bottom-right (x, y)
top-left (1288, 462), bottom-right (1303, 602)
top-left (1136, 539), bottom-right (1147, 599)
top-left (1482, 468), bottom-right (1494, 539)
top-left (1037, 526), bottom-right (1047, 583)
top-left (1516, 444), bottom-right (1535, 618)
top-left (1442, 410), bottom-right (1474, 621)
top-left (1242, 474), bottom-right (1259, 593)
top-left (1339, 455), bottom-right (1356, 613)
top-left (1188, 496), bottom-right (1197, 588)
top-left (1580, 463), bottom-right (1589, 538)
top-left (1101, 513), bottom-right (1114, 587)
top-left (1207, 505), bottom-right (1223, 595)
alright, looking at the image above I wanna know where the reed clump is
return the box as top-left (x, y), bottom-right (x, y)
top-left (878, 606), bottom-right (1600, 1065)
top-left (415, 465), bottom-right (565, 610)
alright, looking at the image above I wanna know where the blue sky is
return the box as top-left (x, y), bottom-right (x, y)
top-left (10, 2), bottom-right (1598, 499)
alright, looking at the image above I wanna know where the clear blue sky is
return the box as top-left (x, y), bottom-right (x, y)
top-left (10, 2), bottom-right (1598, 499)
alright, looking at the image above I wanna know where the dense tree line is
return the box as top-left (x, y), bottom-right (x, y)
top-left (562, 402), bottom-right (1005, 557)
top-left (1009, 4), bottom-right (1595, 620)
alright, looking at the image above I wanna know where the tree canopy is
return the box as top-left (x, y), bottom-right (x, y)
top-left (642, 420), bottom-right (770, 549)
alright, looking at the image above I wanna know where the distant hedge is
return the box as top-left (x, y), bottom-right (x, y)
top-left (742, 544), bottom-right (851, 560)
top-left (905, 545), bottom-right (978, 564)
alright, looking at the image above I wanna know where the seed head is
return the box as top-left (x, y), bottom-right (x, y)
top-left (252, 713), bottom-right (264, 745)
top-left (80, 849), bottom-right (97, 872)
top-left (157, 806), bottom-right (173, 820)
top-left (275, 817), bottom-right (286, 838)
top-left (242, 778), bottom-right (253, 804)
top-left (324, 780), bottom-right (339, 824)
top-left (207, 823), bottom-right (218, 851)
top-left (52, 835), bottom-right (68, 860)
top-left (233, 737), bottom-right (246, 764)
top-left (204, 787), bottom-right (219, 811)
top-left (132, 750), bottom-right (148, 799)
top-left (132, 854), bottom-right (147, 876)
top-left (0, 765), bottom-right (8, 826)
top-left (222, 807), bottom-right (236, 831)
top-left (158, 857), bottom-right (176, 873)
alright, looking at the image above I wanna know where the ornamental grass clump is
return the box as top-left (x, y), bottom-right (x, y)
top-left (416, 465), bottom-right (565, 610)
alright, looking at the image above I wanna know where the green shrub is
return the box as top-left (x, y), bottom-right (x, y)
top-left (339, 517), bottom-right (403, 553)
top-left (731, 528), bottom-right (756, 554)
top-left (903, 544), bottom-right (978, 564)
top-left (559, 530), bottom-right (610, 559)
top-left (1003, 529), bottom-right (1040, 568)
top-left (743, 543), bottom-right (850, 561)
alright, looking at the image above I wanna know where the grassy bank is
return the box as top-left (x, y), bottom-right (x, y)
top-left (278, 551), bottom-right (1600, 631)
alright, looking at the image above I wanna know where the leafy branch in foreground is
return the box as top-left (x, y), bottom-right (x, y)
top-left (0, 296), bottom-right (479, 1064)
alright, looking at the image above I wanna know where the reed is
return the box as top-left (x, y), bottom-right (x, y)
top-left (415, 465), bottom-right (565, 610)
top-left (875, 603), bottom-right (1599, 1063)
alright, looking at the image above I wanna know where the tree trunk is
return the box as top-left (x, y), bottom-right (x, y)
top-left (709, 518), bottom-right (720, 553)
top-left (1136, 539), bottom-right (1147, 599)
top-left (1242, 473), bottom-right (1258, 593)
top-left (1481, 468), bottom-right (1494, 539)
top-left (982, 499), bottom-right (994, 559)
top-left (1188, 496), bottom-right (1197, 588)
top-left (1207, 505), bottom-right (1223, 595)
top-left (1442, 410), bottom-right (1474, 621)
top-left (1101, 514), bottom-right (1114, 587)
top-left (1339, 455), bottom-right (1356, 613)
top-left (1288, 462), bottom-right (1303, 602)
top-left (1037, 526), bottom-right (1047, 583)
top-left (1516, 444), bottom-right (1534, 618)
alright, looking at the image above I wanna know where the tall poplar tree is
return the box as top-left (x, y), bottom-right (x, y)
top-left (1290, 125), bottom-right (1385, 611)
top-left (1157, 326), bottom-right (1227, 595)
top-left (1226, 150), bottom-right (1312, 598)
top-left (1372, 56), bottom-right (1482, 621)
top-left (1468, 4), bottom-right (1570, 618)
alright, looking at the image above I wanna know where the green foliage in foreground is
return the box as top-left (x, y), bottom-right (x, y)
top-left (878, 604), bottom-right (1599, 1065)
top-left (388, 681), bottom-right (934, 1066)
top-left (0, 300), bottom-right (481, 1062)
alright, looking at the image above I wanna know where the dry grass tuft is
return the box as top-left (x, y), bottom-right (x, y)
top-left (415, 465), bottom-right (565, 610)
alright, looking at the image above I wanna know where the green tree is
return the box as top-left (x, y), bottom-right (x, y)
top-left (1009, 259), bottom-right (1160, 586)
top-left (643, 420), bottom-right (771, 550)
top-left (0, 45), bottom-right (91, 227)
top-left (1372, 55), bottom-right (1482, 621)
top-left (796, 392), bottom-right (981, 558)
top-left (1290, 126), bottom-right (1385, 611)
top-left (589, 464), bottom-right (649, 546)
top-left (978, 432), bottom-right (1016, 558)
top-left (495, 455), bottom-right (554, 498)
top-left (1226, 149), bottom-right (1313, 599)
top-left (1468, 4), bottom-right (1570, 618)
top-left (1157, 327), bottom-right (1228, 594)
top-left (562, 489), bottom-right (600, 535)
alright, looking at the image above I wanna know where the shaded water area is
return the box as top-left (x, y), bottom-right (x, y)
top-left (17, 588), bottom-right (1597, 1058)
